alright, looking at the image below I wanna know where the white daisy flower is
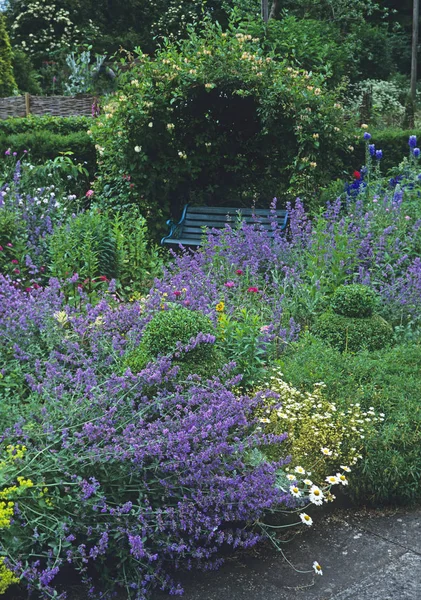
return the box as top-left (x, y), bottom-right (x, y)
top-left (299, 513), bottom-right (313, 526)
top-left (313, 561), bottom-right (323, 576)
top-left (134, 145), bottom-right (142, 153)
top-left (303, 479), bottom-right (313, 486)
top-left (289, 486), bottom-right (302, 498)
top-left (340, 465), bottom-right (351, 473)
top-left (294, 466), bottom-right (306, 474)
top-left (325, 475), bottom-right (339, 485)
top-left (286, 474), bottom-right (296, 481)
top-left (321, 447), bottom-right (332, 456)
top-left (309, 486), bottom-right (324, 505)
top-left (336, 473), bottom-right (349, 486)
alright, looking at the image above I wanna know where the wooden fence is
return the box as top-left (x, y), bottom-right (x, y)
top-left (0, 94), bottom-right (96, 119)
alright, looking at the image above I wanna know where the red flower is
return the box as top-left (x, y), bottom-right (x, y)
top-left (173, 290), bottom-right (181, 297)
top-left (235, 269), bottom-right (243, 275)
top-left (98, 275), bottom-right (108, 281)
top-left (353, 170), bottom-right (361, 180)
top-left (13, 269), bottom-right (20, 274)
top-left (247, 287), bottom-right (259, 293)
top-left (11, 259), bottom-right (18, 264)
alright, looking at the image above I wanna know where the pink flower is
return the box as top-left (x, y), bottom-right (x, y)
top-left (98, 275), bottom-right (108, 281)
top-left (173, 290), bottom-right (181, 297)
top-left (7, 243), bottom-right (12, 247)
top-left (11, 259), bottom-right (18, 264)
top-left (405, 215), bottom-right (411, 220)
top-left (0, 246), bottom-right (3, 251)
top-left (13, 269), bottom-right (20, 274)
top-left (224, 281), bottom-right (235, 288)
top-left (260, 325), bottom-right (270, 332)
top-left (85, 189), bottom-right (94, 198)
top-left (25, 287), bottom-right (32, 292)
top-left (4, 148), bottom-right (11, 156)
top-left (247, 287), bottom-right (259, 293)
top-left (235, 269), bottom-right (243, 275)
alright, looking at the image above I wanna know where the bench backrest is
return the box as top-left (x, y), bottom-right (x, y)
top-left (180, 205), bottom-right (287, 242)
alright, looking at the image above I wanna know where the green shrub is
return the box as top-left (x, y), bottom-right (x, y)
top-left (278, 335), bottom-right (421, 505)
top-left (142, 306), bottom-right (215, 358)
top-left (331, 284), bottom-right (378, 318)
top-left (125, 306), bottom-right (221, 377)
top-left (0, 115), bottom-right (93, 136)
top-left (312, 311), bottom-right (393, 352)
top-left (11, 49), bottom-right (42, 94)
top-left (0, 14), bottom-right (16, 96)
top-left (0, 130), bottom-right (96, 175)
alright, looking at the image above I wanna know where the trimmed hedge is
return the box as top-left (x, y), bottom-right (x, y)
top-left (352, 128), bottom-right (421, 173)
top-left (0, 115), bottom-right (93, 135)
top-left (0, 130), bottom-right (96, 173)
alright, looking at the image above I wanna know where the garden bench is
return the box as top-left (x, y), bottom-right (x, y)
top-left (161, 205), bottom-right (288, 247)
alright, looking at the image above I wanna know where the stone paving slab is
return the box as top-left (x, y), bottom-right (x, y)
top-left (151, 507), bottom-right (421, 600)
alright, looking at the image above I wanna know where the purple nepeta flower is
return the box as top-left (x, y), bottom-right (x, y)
top-left (375, 149), bottom-right (383, 160)
top-left (363, 132), bottom-right (372, 141)
top-left (368, 144), bottom-right (376, 157)
top-left (413, 147), bottom-right (420, 158)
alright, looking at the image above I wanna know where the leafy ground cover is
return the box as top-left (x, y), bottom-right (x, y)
top-left (0, 132), bottom-right (421, 598)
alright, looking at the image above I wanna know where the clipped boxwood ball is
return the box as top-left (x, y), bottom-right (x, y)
top-left (313, 312), bottom-right (393, 353)
top-left (141, 305), bottom-right (215, 358)
top-left (330, 284), bottom-right (378, 318)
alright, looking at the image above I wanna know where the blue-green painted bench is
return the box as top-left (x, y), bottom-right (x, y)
top-left (161, 205), bottom-right (288, 247)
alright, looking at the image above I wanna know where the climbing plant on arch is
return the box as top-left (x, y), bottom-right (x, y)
top-left (92, 20), bottom-right (353, 227)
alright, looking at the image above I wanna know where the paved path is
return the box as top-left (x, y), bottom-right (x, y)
top-left (6, 507), bottom-right (421, 599)
top-left (152, 507), bottom-right (421, 600)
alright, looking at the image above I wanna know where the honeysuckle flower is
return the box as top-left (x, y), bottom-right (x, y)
top-left (289, 486), bottom-right (301, 498)
top-left (313, 561), bottom-right (323, 575)
top-left (300, 513), bottom-right (313, 526)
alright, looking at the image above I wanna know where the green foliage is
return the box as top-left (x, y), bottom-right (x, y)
top-left (141, 306), bottom-right (215, 358)
top-left (217, 308), bottom-right (271, 389)
top-left (0, 130), bottom-right (96, 176)
top-left (331, 284), bottom-right (378, 318)
top-left (125, 305), bottom-right (219, 377)
top-left (278, 335), bottom-right (421, 504)
top-left (48, 207), bottom-right (163, 301)
top-left (92, 20), bottom-right (353, 229)
top-left (48, 209), bottom-right (119, 284)
top-left (0, 14), bottom-right (17, 96)
top-left (312, 312), bottom-right (393, 352)
top-left (11, 48), bottom-right (41, 94)
top-left (350, 128), bottom-right (421, 173)
top-left (0, 115), bottom-right (93, 135)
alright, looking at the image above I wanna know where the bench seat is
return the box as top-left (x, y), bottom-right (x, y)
top-left (161, 205), bottom-right (288, 247)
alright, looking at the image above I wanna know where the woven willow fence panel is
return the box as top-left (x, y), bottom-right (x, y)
top-left (0, 94), bottom-right (95, 119)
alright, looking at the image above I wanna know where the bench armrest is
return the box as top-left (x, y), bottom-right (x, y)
top-left (160, 204), bottom-right (189, 245)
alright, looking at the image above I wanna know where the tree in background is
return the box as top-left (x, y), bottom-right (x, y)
top-left (0, 13), bottom-right (16, 96)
